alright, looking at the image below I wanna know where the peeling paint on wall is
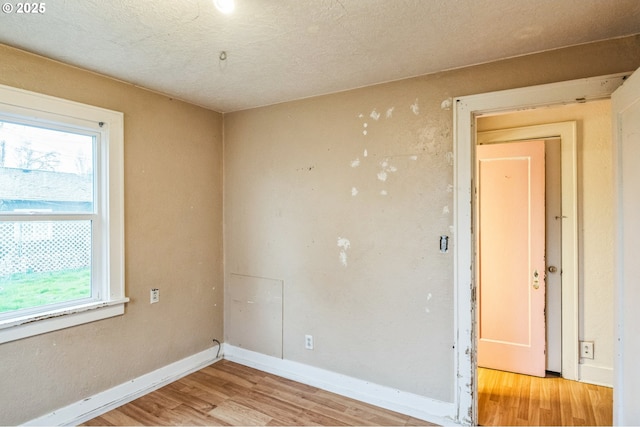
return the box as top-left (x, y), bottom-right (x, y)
top-left (410, 99), bottom-right (420, 115)
top-left (376, 157), bottom-right (398, 182)
top-left (440, 97), bottom-right (453, 110)
top-left (425, 295), bottom-right (433, 314)
top-left (442, 206), bottom-right (450, 215)
top-left (381, 159), bottom-right (397, 173)
top-left (349, 106), bottom-right (422, 201)
top-left (446, 151), bottom-right (453, 166)
top-left (337, 237), bottom-right (351, 267)
top-left (386, 107), bottom-right (394, 118)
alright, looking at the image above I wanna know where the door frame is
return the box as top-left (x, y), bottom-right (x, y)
top-left (477, 122), bottom-right (577, 380)
top-left (452, 73), bottom-right (628, 425)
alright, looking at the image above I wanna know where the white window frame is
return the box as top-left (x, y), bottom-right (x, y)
top-left (0, 83), bottom-right (127, 344)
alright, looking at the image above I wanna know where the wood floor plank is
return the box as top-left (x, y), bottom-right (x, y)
top-left (548, 375), bottom-right (562, 425)
top-left (155, 382), bottom-right (220, 411)
top-left (478, 367), bottom-right (612, 426)
top-left (82, 415), bottom-right (115, 426)
top-left (591, 386), bottom-right (613, 426)
top-left (189, 371), bottom-right (250, 399)
top-left (83, 360), bottom-right (435, 426)
top-left (252, 377), bottom-right (318, 410)
top-left (199, 364), bottom-right (259, 389)
top-left (208, 399), bottom-right (273, 426)
top-left (117, 401), bottom-right (167, 425)
top-left (167, 380), bottom-right (225, 405)
top-left (98, 410), bottom-right (145, 426)
top-left (405, 415), bottom-right (438, 426)
top-left (528, 371), bottom-right (541, 426)
top-left (127, 390), bottom-right (182, 415)
top-left (516, 373), bottom-right (531, 421)
top-left (178, 373), bottom-right (238, 400)
top-left (312, 388), bottom-right (410, 425)
top-left (299, 407), bottom-right (349, 426)
top-left (169, 403), bottom-right (232, 426)
top-left (307, 403), bottom-right (381, 426)
top-left (229, 390), bottom-right (307, 425)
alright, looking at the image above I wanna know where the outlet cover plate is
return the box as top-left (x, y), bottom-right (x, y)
top-left (580, 341), bottom-right (594, 359)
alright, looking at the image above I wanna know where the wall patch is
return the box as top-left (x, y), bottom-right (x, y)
top-left (410, 99), bottom-right (420, 115)
top-left (386, 107), bottom-right (395, 118)
top-left (337, 237), bottom-right (351, 267)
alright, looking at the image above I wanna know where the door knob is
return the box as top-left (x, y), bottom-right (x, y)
top-left (548, 266), bottom-right (558, 273)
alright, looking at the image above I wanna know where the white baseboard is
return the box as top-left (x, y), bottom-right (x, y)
top-left (579, 364), bottom-right (613, 388)
top-left (24, 344), bottom-right (458, 426)
top-left (24, 345), bottom-right (223, 426)
top-left (224, 344), bottom-right (457, 426)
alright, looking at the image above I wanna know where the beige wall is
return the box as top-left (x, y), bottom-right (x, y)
top-left (478, 100), bottom-right (615, 382)
top-left (224, 35), bottom-right (640, 402)
top-left (0, 45), bottom-right (224, 425)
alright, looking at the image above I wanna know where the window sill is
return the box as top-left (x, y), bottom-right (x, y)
top-left (0, 298), bottom-right (129, 344)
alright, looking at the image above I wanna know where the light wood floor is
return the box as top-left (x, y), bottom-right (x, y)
top-left (478, 367), bottom-right (613, 426)
top-left (83, 360), bottom-right (436, 426)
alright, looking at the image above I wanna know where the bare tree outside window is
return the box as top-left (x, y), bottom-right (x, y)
top-left (14, 141), bottom-right (61, 171)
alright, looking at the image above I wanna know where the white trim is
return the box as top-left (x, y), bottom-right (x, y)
top-left (477, 122), bottom-right (579, 381)
top-left (579, 364), bottom-right (614, 388)
top-left (0, 83), bottom-right (126, 344)
top-left (612, 66), bottom-right (640, 426)
top-left (453, 73), bottom-right (628, 425)
top-left (0, 298), bottom-right (128, 344)
top-left (224, 345), bottom-right (458, 426)
top-left (23, 346), bottom-right (223, 426)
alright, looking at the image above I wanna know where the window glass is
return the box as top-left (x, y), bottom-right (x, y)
top-left (0, 121), bottom-right (95, 317)
top-left (0, 220), bottom-right (92, 315)
top-left (0, 120), bottom-right (94, 214)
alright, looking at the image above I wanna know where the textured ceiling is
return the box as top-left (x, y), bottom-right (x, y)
top-left (0, 0), bottom-right (639, 112)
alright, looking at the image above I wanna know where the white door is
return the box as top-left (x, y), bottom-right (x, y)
top-left (613, 67), bottom-right (640, 425)
top-left (477, 140), bottom-right (546, 377)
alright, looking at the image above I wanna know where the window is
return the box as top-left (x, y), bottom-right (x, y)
top-left (0, 84), bottom-right (126, 344)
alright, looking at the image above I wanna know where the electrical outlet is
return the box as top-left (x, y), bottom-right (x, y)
top-left (150, 288), bottom-right (159, 304)
top-left (580, 341), bottom-right (594, 359)
top-left (304, 334), bottom-right (314, 350)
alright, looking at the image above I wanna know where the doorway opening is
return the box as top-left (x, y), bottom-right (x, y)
top-left (452, 73), bottom-right (627, 425)
top-left (475, 121), bottom-right (577, 382)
